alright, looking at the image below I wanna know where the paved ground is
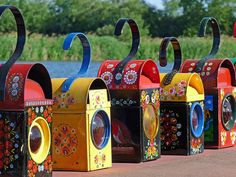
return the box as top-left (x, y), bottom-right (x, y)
top-left (53, 146), bottom-right (236, 177)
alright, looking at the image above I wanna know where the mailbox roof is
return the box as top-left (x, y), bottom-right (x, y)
top-left (52, 77), bottom-right (110, 113)
top-left (160, 73), bottom-right (204, 102)
top-left (180, 59), bottom-right (236, 89)
top-left (98, 59), bottom-right (160, 90)
top-left (0, 63), bottom-right (52, 110)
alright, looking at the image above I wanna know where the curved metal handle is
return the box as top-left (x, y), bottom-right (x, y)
top-left (61, 32), bottom-right (91, 92)
top-left (0, 5), bottom-right (26, 101)
top-left (159, 37), bottom-right (182, 85)
top-left (194, 17), bottom-right (220, 73)
top-left (113, 18), bottom-right (140, 85)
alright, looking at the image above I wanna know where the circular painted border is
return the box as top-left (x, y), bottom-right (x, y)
top-left (221, 94), bottom-right (236, 131)
top-left (91, 110), bottom-right (111, 149)
top-left (190, 102), bottom-right (204, 138)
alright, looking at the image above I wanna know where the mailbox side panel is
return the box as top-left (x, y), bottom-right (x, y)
top-left (160, 102), bottom-right (188, 155)
top-left (52, 113), bottom-right (89, 171)
top-left (0, 112), bottom-right (25, 176)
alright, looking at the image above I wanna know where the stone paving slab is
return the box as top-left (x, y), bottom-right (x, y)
top-left (53, 146), bottom-right (236, 177)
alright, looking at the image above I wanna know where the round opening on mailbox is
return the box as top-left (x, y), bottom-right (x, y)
top-left (222, 94), bottom-right (235, 131)
top-left (28, 117), bottom-right (51, 164)
top-left (190, 102), bottom-right (204, 138)
top-left (91, 110), bottom-right (110, 149)
top-left (143, 104), bottom-right (159, 140)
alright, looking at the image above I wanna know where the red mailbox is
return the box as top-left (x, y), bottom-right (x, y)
top-left (98, 18), bottom-right (161, 162)
top-left (181, 17), bottom-right (236, 148)
top-left (0, 6), bottom-right (53, 176)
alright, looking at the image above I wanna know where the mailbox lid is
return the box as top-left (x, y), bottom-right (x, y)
top-left (0, 63), bottom-right (52, 110)
top-left (98, 59), bottom-right (160, 90)
top-left (160, 73), bottom-right (204, 102)
top-left (181, 59), bottom-right (236, 89)
top-left (52, 77), bottom-right (110, 113)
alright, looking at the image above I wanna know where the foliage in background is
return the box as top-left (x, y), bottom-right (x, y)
top-left (1, 33), bottom-right (236, 62)
top-left (0, 0), bottom-right (236, 37)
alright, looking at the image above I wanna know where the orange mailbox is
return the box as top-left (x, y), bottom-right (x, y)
top-left (0, 6), bottom-right (53, 177)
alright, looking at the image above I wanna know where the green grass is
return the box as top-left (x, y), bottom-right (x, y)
top-left (0, 33), bottom-right (236, 62)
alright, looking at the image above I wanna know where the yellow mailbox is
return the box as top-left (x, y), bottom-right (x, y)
top-left (51, 33), bottom-right (111, 171)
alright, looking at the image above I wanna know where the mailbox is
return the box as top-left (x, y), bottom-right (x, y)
top-left (52, 33), bottom-right (111, 171)
top-left (0, 6), bottom-right (53, 177)
top-left (98, 18), bottom-right (161, 162)
top-left (181, 17), bottom-right (236, 148)
top-left (159, 37), bottom-right (205, 155)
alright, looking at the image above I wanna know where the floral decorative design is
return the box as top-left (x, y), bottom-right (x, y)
top-left (101, 71), bottom-right (113, 85)
top-left (123, 70), bottom-right (137, 85)
top-left (7, 73), bottom-right (24, 101)
top-left (0, 113), bottom-right (20, 174)
top-left (160, 110), bottom-right (182, 150)
top-left (144, 139), bottom-right (159, 160)
top-left (53, 92), bottom-right (76, 109)
top-left (27, 106), bottom-right (53, 177)
top-left (160, 80), bottom-right (187, 101)
top-left (230, 131), bottom-right (236, 145)
top-left (27, 155), bottom-right (52, 177)
top-left (111, 98), bottom-right (137, 106)
top-left (221, 130), bottom-right (227, 146)
top-left (94, 152), bottom-right (106, 168)
top-left (151, 89), bottom-right (159, 104)
top-left (191, 138), bottom-right (203, 154)
top-left (53, 124), bottom-right (78, 157)
top-left (141, 90), bottom-right (148, 107)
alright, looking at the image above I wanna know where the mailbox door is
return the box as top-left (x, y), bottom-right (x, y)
top-left (26, 105), bottom-right (52, 176)
top-left (141, 89), bottom-right (160, 161)
top-left (88, 108), bottom-right (112, 170)
top-left (189, 101), bottom-right (204, 155)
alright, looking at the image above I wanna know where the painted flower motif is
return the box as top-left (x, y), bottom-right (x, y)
top-left (145, 139), bottom-right (159, 160)
top-left (151, 89), bottom-right (159, 104)
top-left (145, 95), bottom-right (150, 104)
top-left (160, 88), bottom-right (164, 95)
top-left (101, 71), bottom-right (113, 85)
top-left (7, 73), bottom-right (23, 100)
top-left (169, 88), bottom-right (176, 95)
top-left (107, 64), bottom-right (114, 69)
top-left (130, 63), bottom-right (137, 68)
top-left (177, 89), bottom-right (185, 96)
top-left (53, 124), bottom-right (78, 156)
top-left (188, 68), bottom-right (193, 72)
top-left (230, 131), bottom-right (236, 144)
top-left (221, 131), bottom-right (227, 145)
top-left (124, 70), bottom-right (137, 85)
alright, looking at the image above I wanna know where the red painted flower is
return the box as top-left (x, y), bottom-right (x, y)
top-left (43, 109), bottom-right (49, 118)
top-left (62, 146), bottom-right (70, 156)
top-left (169, 88), bottom-right (176, 95)
top-left (47, 115), bottom-right (52, 123)
top-left (177, 89), bottom-right (185, 96)
top-left (28, 160), bottom-right (33, 170)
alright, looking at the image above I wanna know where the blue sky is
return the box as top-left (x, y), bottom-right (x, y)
top-left (145, 0), bottom-right (164, 9)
